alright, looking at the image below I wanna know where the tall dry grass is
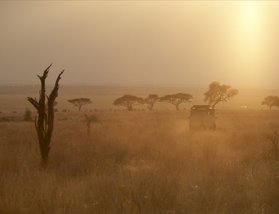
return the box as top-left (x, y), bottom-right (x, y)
top-left (0, 110), bottom-right (279, 213)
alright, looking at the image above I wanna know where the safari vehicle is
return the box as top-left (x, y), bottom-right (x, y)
top-left (189, 105), bottom-right (216, 131)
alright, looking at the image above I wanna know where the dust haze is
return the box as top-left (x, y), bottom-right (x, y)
top-left (1, 1), bottom-right (279, 214)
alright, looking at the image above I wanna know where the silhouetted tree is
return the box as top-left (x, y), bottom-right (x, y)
top-left (27, 64), bottom-right (64, 168)
top-left (145, 94), bottom-right (159, 111)
top-left (68, 98), bottom-right (92, 111)
top-left (23, 108), bottom-right (32, 121)
top-left (84, 114), bottom-right (99, 136)
top-left (204, 81), bottom-right (238, 109)
top-left (113, 95), bottom-right (144, 111)
top-left (262, 96), bottom-right (279, 110)
top-left (159, 93), bottom-right (193, 111)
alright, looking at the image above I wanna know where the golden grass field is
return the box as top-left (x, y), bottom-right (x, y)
top-left (0, 108), bottom-right (279, 214)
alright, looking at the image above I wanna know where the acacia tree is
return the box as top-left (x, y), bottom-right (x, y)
top-left (262, 96), bottom-right (279, 110)
top-left (113, 95), bottom-right (144, 111)
top-left (145, 94), bottom-right (159, 111)
top-left (159, 93), bottom-right (193, 111)
top-left (27, 64), bottom-right (64, 168)
top-left (204, 81), bottom-right (238, 109)
top-left (68, 98), bottom-right (92, 111)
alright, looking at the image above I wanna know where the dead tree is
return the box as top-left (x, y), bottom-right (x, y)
top-left (27, 64), bottom-right (64, 168)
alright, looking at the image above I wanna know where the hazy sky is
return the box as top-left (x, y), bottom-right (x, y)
top-left (1, 1), bottom-right (279, 88)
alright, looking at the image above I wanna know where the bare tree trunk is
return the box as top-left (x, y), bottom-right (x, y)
top-left (87, 121), bottom-right (91, 136)
top-left (27, 64), bottom-right (64, 168)
top-left (212, 101), bottom-right (219, 109)
top-left (127, 104), bottom-right (133, 111)
top-left (211, 97), bottom-right (223, 109)
top-left (85, 114), bottom-right (98, 137)
top-left (148, 103), bottom-right (154, 111)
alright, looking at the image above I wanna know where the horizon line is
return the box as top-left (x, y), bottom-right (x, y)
top-left (0, 83), bottom-right (278, 90)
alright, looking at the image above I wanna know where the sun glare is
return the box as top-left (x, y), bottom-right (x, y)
top-left (240, 1), bottom-right (262, 35)
top-left (231, 1), bottom-right (266, 86)
top-left (236, 1), bottom-right (265, 53)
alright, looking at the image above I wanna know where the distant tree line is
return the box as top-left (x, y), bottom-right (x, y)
top-left (113, 81), bottom-right (239, 111)
top-left (113, 93), bottom-right (193, 111)
top-left (59, 87), bottom-right (279, 112)
top-left (59, 81), bottom-right (242, 112)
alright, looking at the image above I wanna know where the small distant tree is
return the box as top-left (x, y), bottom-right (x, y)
top-left (204, 81), bottom-right (238, 109)
top-left (68, 98), bottom-right (92, 111)
top-left (262, 96), bottom-right (279, 110)
top-left (145, 94), bottom-right (159, 111)
top-left (27, 64), bottom-right (64, 168)
top-left (23, 109), bottom-right (32, 121)
top-left (84, 114), bottom-right (99, 136)
top-left (113, 95), bottom-right (144, 111)
top-left (159, 93), bottom-right (193, 111)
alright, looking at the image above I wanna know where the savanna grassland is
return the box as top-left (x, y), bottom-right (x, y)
top-left (0, 109), bottom-right (279, 214)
